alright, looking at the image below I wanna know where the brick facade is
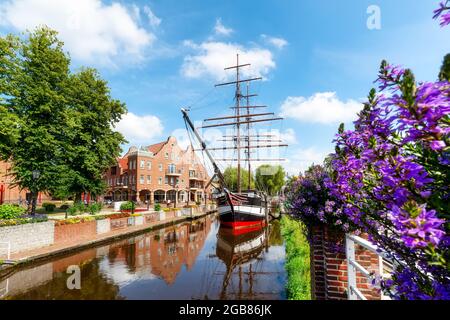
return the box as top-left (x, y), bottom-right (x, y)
top-left (310, 225), bottom-right (381, 300)
top-left (0, 161), bottom-right (51, 205)
top-left (103, 136), bottom-right (212, 206)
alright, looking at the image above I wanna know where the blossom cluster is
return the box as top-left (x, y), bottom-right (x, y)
top-left (325, 62), bottom-right (449, 299)
top-left (284, 3), bottom-right (449, 300)
top-left (434, 1), bottom-right (450, 26)
top-left (284, 165), bottom-right (350, 231)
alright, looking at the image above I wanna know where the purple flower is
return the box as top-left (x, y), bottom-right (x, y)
top-left (434, 1), bottom-right (450, 26)
top-left (430, 140), bottom-right (446, 151)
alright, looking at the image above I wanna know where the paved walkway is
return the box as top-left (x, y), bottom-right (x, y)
top-left (5, 211), bottom-right (214, 269)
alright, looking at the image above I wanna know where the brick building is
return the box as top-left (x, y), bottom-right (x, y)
top-left (103, 136), bottom-right (212, 205)
top-left (0, 161), bottom-right (50, 205)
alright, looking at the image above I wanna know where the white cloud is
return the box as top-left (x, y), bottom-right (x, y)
top-left (143, 5), bottom-right (161, 28)
top-left (181, 41), bottom-right (275, 80)
top-left (261, 34), bottom-right (288, 49)
top-left (0, 0), bottom-right (155, 66)
top-left (214, 18), bottom-right (233, 36)
top-left (284, 148), bottom-right (330, 175)
top-left (280, 92), bottom-right (362, 124)
top-left (277, 128), bottom-right (297, 145)
top-left (115, 112), bottom-right (163, 145)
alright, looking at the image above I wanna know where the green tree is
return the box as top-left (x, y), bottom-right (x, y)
top-left (56, 68), bottom-right (126, 201)
top-left (0, 26), bottom-right (127, 211)
top-left (223, 167), bottom-right (254, 191)
top-left (5, 27), bottom-right (71, 213)
top-left (438, 53), bottom-right (450, 81)
top-left (255, 165), bottom-right (285, 196)
top-left (0, 35), bottom-right (21, 158)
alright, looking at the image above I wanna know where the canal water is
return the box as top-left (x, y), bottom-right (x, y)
top-left (0, 214), bottom-right (286, 300)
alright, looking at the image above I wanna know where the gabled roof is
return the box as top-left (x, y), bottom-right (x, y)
top-left (146, 141), bottom-right (166, 154)
top-left (118, 158), bottom-right (128, 170)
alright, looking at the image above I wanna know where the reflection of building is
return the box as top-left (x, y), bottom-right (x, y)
top-left (103, 136), bottom-right (212, 205)
top-left (107, 217), bottom-right (212, 285)
top-left (0, 161), bottom-right (51, 205)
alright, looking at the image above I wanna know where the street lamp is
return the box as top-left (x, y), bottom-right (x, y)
top-left (31, 170), bottom-right (40, 216)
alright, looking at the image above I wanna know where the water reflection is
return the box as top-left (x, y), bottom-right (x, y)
top-left (0, 215), bottom-right (286, 300)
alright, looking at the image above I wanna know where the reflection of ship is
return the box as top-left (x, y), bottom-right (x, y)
top-left (182, 54), bottom-right (287, 232)
top-left (216, 226), bottom-right (269, 299)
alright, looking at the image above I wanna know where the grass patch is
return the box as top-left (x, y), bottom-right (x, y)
top-left (280, 215), bottom-right (311, 300)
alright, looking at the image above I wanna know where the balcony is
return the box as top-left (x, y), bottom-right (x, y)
top-left (165, 169), bottom-right (182, 176)
top-left (189, 172), bottom-right (206, 181)
top-left (189, 183), bottom-right (204, 190)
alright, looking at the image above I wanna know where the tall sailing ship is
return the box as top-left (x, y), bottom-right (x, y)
top-left (182, 54), bottom-right (287, 231)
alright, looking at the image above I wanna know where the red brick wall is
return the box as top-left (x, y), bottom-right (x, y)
top-left (310, 225), bottom-right (381, 300)
top-left (54, 221), bottom-right (97, 244)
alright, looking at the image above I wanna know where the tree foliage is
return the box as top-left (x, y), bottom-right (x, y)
top-left (0, 26), bottom-right (126, 205)
top-left (439, 53), bottom-right (450, 81)
top-left (255, 165), bottom-right (286, 196)
top-left (223, 167), bottom-right (254, 191)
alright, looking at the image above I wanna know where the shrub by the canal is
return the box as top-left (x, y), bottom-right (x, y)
top-left (280, 215), bottom-right (311, 300)
top-left (42, 202), bottom-right (56, 212)
top-left (88, 203), bottom-right (103, 215)
top-left (120, 201), bottom-right (135, 212)
top-left (55, 216), bottom-right (96, 226)
top-left (0, 204), bottom-right (25, 220)
top-left (154, 203), bottom-right (161, 212)
top-left (0, 216), bottom-right (48, 227)
top-left (66, 206), bottom-right (78, 216)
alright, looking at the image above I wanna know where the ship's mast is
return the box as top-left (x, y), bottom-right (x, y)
top-left (245, 83), bottom-right (251, 190)
top-left (235, 54), bottom-right (242, 193)
top-left (186, 54), bottom-right (287, 193)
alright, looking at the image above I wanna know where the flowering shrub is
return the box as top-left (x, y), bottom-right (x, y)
top-left (285, 165), bottom-right (351, 232)
top-left (284, 5), bottom-right (449, 299)
top-left (0, 216), bottom-right (48, 227)
top-left (324, 60), bottom-right (449, 299)
top-left (54, 216), bottom-right (96, 226)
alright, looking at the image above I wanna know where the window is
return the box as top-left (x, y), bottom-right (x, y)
top-left (159, 163), bottom-right (163, 172)
top-left (147, 161), bottom-right (151, 170)
top-left (147, 175), bottom-right (151, 184)
top-left (165, 152), bottom-right (169, 159)
top-left (165, 176), bottom-right (169, 185)
top-left (111, 166), bottom-right (117, 175)
top-left (168, 164), bottom-right (176, 173)
top-left (140, 160), bottom-right (145, 169)
top-left (158, 177), bottom-right (162, 185)
top-left (140, 175), bottom-right (144, 184)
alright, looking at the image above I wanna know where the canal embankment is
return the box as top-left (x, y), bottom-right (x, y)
top-left (280, 215), bottom-right (311, 300)
top-left (0, 206), bottom-right (216, 275)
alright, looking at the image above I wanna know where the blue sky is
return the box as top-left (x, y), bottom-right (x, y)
top-left (1, 0), bottom-right (449, 174)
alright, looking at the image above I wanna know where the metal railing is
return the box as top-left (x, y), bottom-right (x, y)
top-left (346, 234), bottom-right (393, 300)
